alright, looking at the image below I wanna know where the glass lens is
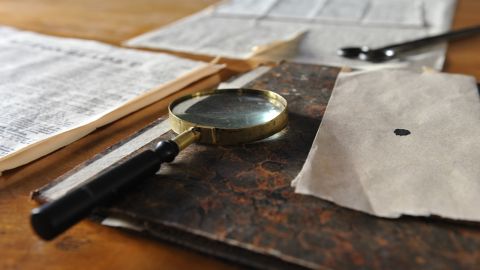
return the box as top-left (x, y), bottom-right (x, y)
top-left (171, 91), bottom-right (285, 129)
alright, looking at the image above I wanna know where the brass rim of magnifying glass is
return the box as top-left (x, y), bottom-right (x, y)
top-left (168, 88), bottom-right (288, 145)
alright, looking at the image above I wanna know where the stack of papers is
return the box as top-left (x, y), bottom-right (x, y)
top-left (126, 0), bottom-right (456, 69)
top-left (0, 27), bottom-right (223, 175)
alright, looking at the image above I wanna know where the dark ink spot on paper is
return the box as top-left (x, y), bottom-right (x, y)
top-left (394, 129), bottom-right (411, 136)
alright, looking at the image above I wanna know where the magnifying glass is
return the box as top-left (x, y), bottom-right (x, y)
top-left (31, 88), bottom-right (288, 240)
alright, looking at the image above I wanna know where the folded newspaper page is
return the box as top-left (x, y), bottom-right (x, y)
top-left (0, 26), bottom-right (223, 174)
top-left (125, 8), bottom-right (307, 60)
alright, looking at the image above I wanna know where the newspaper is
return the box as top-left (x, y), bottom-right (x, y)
top-left (125, 10), bottom-right (306, 60)
top-left (125, 0), bottom-right (456, 69)
top-left (0, 27), bottom-right (223, 173)
top-left (293, 69), bottom-right (480, 222)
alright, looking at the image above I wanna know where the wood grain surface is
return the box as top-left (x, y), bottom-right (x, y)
top-left (445, 0), bottom-right (480, 79)
top-left (0, 0), bottom-right (478, 269)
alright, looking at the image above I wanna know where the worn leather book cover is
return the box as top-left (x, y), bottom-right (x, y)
top-left (34, 63), bottom-right (480, 270)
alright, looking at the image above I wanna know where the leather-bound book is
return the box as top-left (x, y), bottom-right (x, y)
top-left (34, 63), bottom-right (480, 270)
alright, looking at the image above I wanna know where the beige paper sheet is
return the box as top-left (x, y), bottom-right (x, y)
top-left (292, 69), bottom-right (480, 222)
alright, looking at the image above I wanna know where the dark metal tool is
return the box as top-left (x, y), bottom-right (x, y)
top-left (337, 25), bottom-right (480, 63)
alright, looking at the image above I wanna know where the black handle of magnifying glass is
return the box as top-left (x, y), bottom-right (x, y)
top-left (31, 140), bottom-right (180, 241)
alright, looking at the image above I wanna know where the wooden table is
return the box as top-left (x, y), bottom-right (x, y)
top-left (0, 1), bottom-right (479, 269)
